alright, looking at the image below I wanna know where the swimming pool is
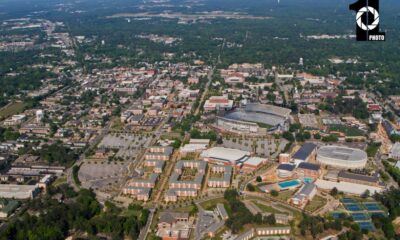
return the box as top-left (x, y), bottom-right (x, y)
top-left (278, 179), bottom-right (301, 189)
top-left (303, 177), bottom-right (314, 183)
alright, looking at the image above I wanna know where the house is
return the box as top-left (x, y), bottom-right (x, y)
top-left (95, 149), bottom-right (107, 158)
top-left (291, 182), bottom-right (317, 206)
top-left (292, 143), bottom-right (317, 165)
top-left (157, 212), bottom-right (191, 240)
top-left (241, 157), bottom-right (266, 173)
top-left (296, 162), bottom-right (321, 179)
top-left (276, 164), bottom-right (296, 178)
top-left (389, 142), bottom-right (400, 160)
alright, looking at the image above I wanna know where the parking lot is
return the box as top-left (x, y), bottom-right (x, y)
top-left (98, 133), bottom-right (151, 159)
top-left (79, 161), bottom-right (129, 192)
top-left (223, 137), bottom-right (288, 157)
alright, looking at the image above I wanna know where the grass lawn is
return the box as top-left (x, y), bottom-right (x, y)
top-left (269, 190), bottom-right (295, 202)
top-left (329, 125), bottom-right (364, 137)
top-left (200, 198), bottom-right (229, 211)
top-left (0, 102), bottom-right (26, 119)
top-left (111, 118), bottom-right (124, 130)
top-left (252, 201), bottom-right (285, 214)
top-left (52, 177), bottom-right (67, 187)
top-left (304, 195), bottom-right (327, 212)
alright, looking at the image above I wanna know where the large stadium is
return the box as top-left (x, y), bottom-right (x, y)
top-left (216, 103), bottom-right (291, 134)
top-left (316, 145), bottom-right (368, 169)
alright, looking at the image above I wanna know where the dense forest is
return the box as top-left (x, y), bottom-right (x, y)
top-left (0, 185), bottom-right (148, 240)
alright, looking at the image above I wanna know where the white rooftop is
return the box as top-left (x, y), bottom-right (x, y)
top-left (201, 147), bottom-right (250, 164)
top-left (243, 157), bottom-right (266, 166)
top-left (0, 184), bottom-right (38, 199)
top-left (315, 179), bottom-right (383, 195)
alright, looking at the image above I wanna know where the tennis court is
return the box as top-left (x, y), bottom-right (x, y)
top-left (342, 198), bottom-right (356, 204)
top-left (332, 212), bottom-right (347, 219)
top-left (351, 212), bottom-right (370, 221)
top-left (344, 203), bottom-right (363, 212)
top-left (363, 202), bottom-right (381, 211)
top-left (358, 221), bottom-right (375, 231)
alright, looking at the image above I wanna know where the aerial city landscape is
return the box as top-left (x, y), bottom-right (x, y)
top-left (0, 0), bottom-right (400, 239)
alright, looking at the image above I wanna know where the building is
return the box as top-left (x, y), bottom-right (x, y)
top-left (291, 182), bottom-right (317, 206)
top-left (145, 146), bottom-right (173, 160)
top-left (3, 114), bottom-right (26, 126)
top-left (279, 153), bottom-right (290, 163)
top-left (316, 145), bottom-right (368, 169)
top-left (123, 173), bottom-right (160, 201)
top-left (201, 147), bottom-right (250, 165)
top-left (224, 72), bottom-right (245, 85)
top-left (165, 161), bottom-right (207, 202)
top-left (203, 96), bottom-right (233, 112)
top-left (234, 227), bottom-right (291, 240)
top-left (389, 142), bottom-right (400, 160)
top-left (144, 160), bottom-right (166, 173)
top-left (179, 139), bottom-right (209, 156)
top-left (276, 164), bottom-right (296, 178)
top-left (157, 212), bottom-right (191, 240)
top-left (223, 103), bottom-right (291, 131)
top-left (315, 179), bottom-right (383, 195)
top-left (241, 157), bottom-right (266, 173)
top-left (208, 165), bottom-right (232, 188)
top-left (0, 199), bottom-right (19, 219)
top-left (383, 120), bottom-right (400, 136)
top-left (296, 162), bottom-right (321, 179)
top-left (0, 184), bottom-right (39, 199)
top-left (337, 171), bottom-right (380, 187)
top-left (216, 203), bottom-right (229, 220)
top-left (292, 143), bottom-right (317, 166)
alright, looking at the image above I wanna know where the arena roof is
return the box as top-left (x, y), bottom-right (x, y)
top-left (317, 145), bottom-right (367, 162)
top-left (201, 147), bottom-right (250, 164)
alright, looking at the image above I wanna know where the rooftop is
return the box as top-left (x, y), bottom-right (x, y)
top-left (292, 143), bottom-right (317, 161)
top-left (201, 147), bottom-right (250, 164)
top-left (317, 145), bottom-right (367, 161)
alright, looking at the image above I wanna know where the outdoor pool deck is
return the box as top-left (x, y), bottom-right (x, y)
top-left (277, 179), bottom-right (301, 190)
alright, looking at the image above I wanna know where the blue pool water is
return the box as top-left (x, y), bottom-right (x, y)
top-left (303, 177), bottom-right (314, 183)
top-left (278, 180), bottom-right (301, 189)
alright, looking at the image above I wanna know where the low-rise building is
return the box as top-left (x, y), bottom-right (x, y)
top-left (165, 160), bottom-right (206, 202)
top-left (292, 143), bottom-right (317, 166)
top-left (389, 142), bottom-right (400, 160)
top-left (337, 171), bottom-right (380, 187)
top-left (296, 162), bottom-right (321, 179)
top-left (208, 165), bottom-right (232, 188)
top-left (276, 164), bottom-right (296, 178)
top-left (204, 96), bottom-right (233, 112)
top-left (291, 182), bottom-right (317, 206)
top-left (157, 212), bottom-right (191, 240)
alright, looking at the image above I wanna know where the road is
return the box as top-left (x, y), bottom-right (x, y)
top-left (138, 208), bottom-right (155, 240)
top-left (374, 151), bottom-right (398, 188)
top-left (66, 121), bottom-right (112, 191)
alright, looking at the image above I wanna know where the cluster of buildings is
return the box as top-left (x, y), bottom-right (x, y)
top-left (123, 146), bottom-right (173, 201)
top-left (165, 160), bottom-right (206, 202)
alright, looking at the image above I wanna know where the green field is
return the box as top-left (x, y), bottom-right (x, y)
top-left (304, 195), bottom-right (327, 212)
top-left (0, 102), bottom-right (26, 119)
top-left (329, 125), bottom-right (365, 137)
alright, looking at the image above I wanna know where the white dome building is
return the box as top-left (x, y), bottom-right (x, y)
top-left (316, 145), bottom-right (367, 169)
